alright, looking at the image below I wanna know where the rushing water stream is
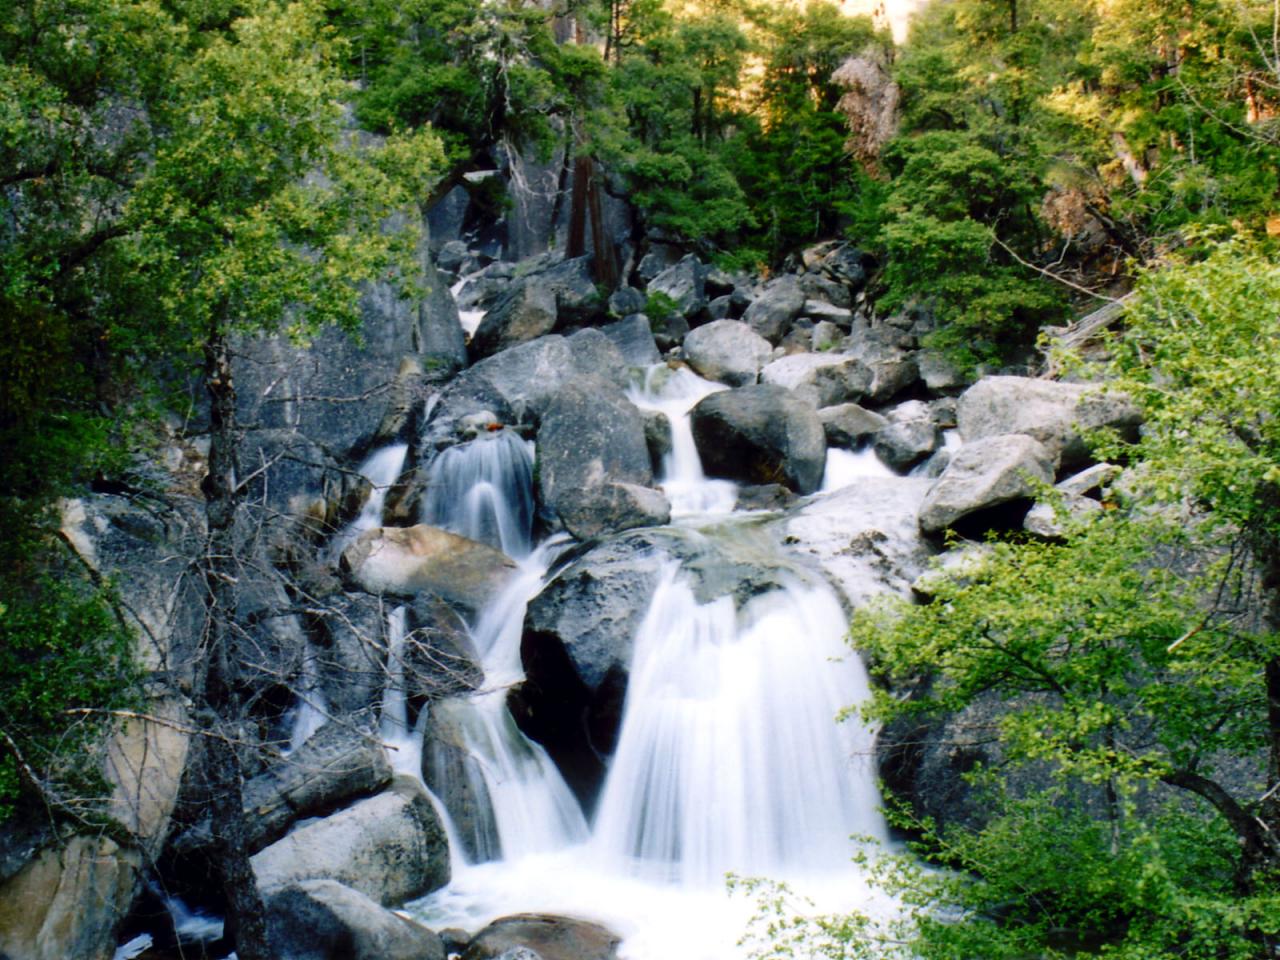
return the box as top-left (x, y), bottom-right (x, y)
top-left (341, 365), bottom-right (907, 959)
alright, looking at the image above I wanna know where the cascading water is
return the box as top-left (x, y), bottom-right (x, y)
top-left (405, 380), bottom-right (903, 960)
top-left (592, 565), bottom-right (885, 887)
top-left (627, 365), bottom-right (737, 517)
top-left (451, 274), bottom-right (488, 337)
top-left (422, 431), bottom-right (536, 558)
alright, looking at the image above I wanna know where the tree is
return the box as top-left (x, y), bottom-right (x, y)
top-left (791, 237), bottom-right (1280, 959)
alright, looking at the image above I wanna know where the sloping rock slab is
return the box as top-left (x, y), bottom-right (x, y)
top-left (462, 914), bottom-right (620, 960)
top-left (251, 777), bottom-right (450, 906)
top-left (265, 879), bottom-right (445, 960)
top-left (918, 434), bottom-right (1055, 534)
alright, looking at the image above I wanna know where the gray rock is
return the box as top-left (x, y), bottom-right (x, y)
top-left (799, 273), bottom-right (852, 310)
top-left (265, 879), bottom-right (446, 960)
top-left (470, 278), bottom-right (558, 360)
top-left (404, 596), bottom-right (485, 700)
top-left (916, 350), bottom-right (968, 393)
top-left (705, 295), bottom-right (732, 321)
top-left (251, 777), bottom-right (450, 906)
top-left (173, 716), bottom-right (392, 857)
top-left (340, 525), bottom-right (517, 612)
top-left (646, 254), bottom-right (706, 319)
top-left (536, 377), bottom-right (662, 539)
top-left (817, 244), bottom-right (871, 291)
top-left (461, 914), bottom-right (620, 960)
top-left (607, 286), bottom-right (646, 317)
top-left (690, 385), bottom-right (827, 494)
top-left (436, 240), bottom-right (470, 274)
top-left (642, 409), bottom-right (673, 473)
top-left (423, 700), bottom-right (502, 864)
top-left (1056, 462), bottom-right (1123, 497)
top-left (819, 403), bottom-right (889, 449)
top-left (636, 243), bottom-right (682, 283)
top-left (802, 299), bottom-right (854, 323)
top-left (760, 353), bottom-right (873, 408)
top-left (599, 314), bottom-right (661, 366)
top-left (811, 321), bottom-right (843, 352)
top-left (918, 434), bottom-right (1055, 534)
top-left (956, 376), bottom-right (1142, 472)
top-left (873, 401), bottom-right (941, 471)
top-left (424, 334), bottom-right (630, 446)
top-left (682, 320), bottom-right (772, 387)
top-left (1024, 494), bottom-right (1103, 539)
top-left (742, 275), bottom-right (805, 344)
top-left (841, 330), bottom-right (918, 402)
top-left (781, 477), bottom-right (934, 608)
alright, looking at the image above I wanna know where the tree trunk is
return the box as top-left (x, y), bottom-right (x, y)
top-left (200, 329), bottom-right (272, 960)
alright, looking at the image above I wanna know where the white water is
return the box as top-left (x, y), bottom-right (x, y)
top-left (626, 365), bottom-right (737, 517)
top-left (451, 275), bottom-right (487, 336)
top-left (822, 445), bottom-right (897, 491)
top-left (285, 641), bottom-right (328, 754)
top-left (326, 442), bottom-right (409, 561)
top-left (592, 565), bottom-right (884, 887)
top-left (422, 431), bottom-right (535, 558)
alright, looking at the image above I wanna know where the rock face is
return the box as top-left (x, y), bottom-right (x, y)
top-left (341, 525), bottom-right (516, 611)
top-left (470, 278), bottom-right (558, 359)
top-left (918, 434), bottom-right (1056, 534)
top-left (690, 385), bottom-right (827, 495)
top-left (536, 378), bottom-right (668, 539)
top-left (682, 319), bottom-right (772, 387)
top-left (265, 879), bottom-right (446, 960)
top-left (251, 777), bottom-right (450, 907)
top-left (461, 914), bottom-right (621, 960)
top-left (957, 376), bottom-right (1141, 471)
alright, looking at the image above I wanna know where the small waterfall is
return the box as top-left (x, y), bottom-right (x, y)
top-left (451, 275), bottom-right (487, 337)
top-left (380, 606), bottom-right (429, 781)
top-left (592, 565), bottom-right (885, 887)
top-left (627, 365), bottom-right (737, 518)
top-left (285, 641), bottom-right (328, 753)
top-left (822, 445), bottom-right (896, 491)
top-left (422, 431), bottom-right (535, 559)
top-left (327, 442), bottom-right (409, 561)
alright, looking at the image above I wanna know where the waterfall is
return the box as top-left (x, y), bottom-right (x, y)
top-left (822, 445), bottom-right (896, 491)
top-left (593, 565), bottom-right (884, 887)
top-left (422, 431), bottom-right (535, 559)
top-left (451, 274), bottom-right (487, 337)
top-left (627, 365), bottom-right (737, 518)
top-left (380, 605), bottom-right (429, 781)
top-left (285, 640), bottom-right (328, 754)
top-left (326, 442), bottom-right (409, 561)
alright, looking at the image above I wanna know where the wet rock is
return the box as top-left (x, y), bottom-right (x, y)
top-left (690, 385), bottom-right (827, 494)
top-left (957, 376), bottom-right (1141, 472)
top-left (405, 596), bottom-right (485, 700)
top-left (647, 254), bottom-right (706, 318)
top-left (461, 914), bottom-right (620, 960)
top-left (873, 401), bottom-right (941, 471)
top-left (641, 409), bottom-right (673, 474)
top-left (760, 353), bottom-right (873, 408)
top-left (742, 275), bottom-right (805, 344)
top-left (918, 434), bottom-right (1055, 534)
top-left (251, 776), bottom-right (450, 906)
top-left (341, 525), bottom-right (517, 612)
top-left (422, 700), bottom-right (503, 864)
top-left (819, 403), bottom-right (888, 449)
top-left (536, 377), bottom-right (664, 539)
top-left (599, 314), bottom-right (661, 367)
top-left (265, 879), bottom-right (446, 960)
top-left (682, 319), bottom-right (772, 387)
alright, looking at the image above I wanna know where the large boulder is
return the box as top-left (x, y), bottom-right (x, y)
top-left (760, 353), bottom-right (873, 408)
top-left (340, 525), bottom-right (516, 611)
top-left (470, 278), bottom-right (558, 359)
top-left (265, 879), bottom-right (446, 960)
top-left (682, 319), bottom-right (772, 387)
top-left (742, 275), bottom-right (805, 344)
top-left (957, 376), bottom-right (1141, 472)
top-left (251, 776), bottom-right (450, 906)
top-left (536, 377), bottom-right (668, 539)
top-left (918, 434), bottom-right (1055, 534)
top-left (646, 254), bottom-right (706, 318)
top-left (462, 914), bottom-right (620, 960)
top-left (424, 334), bottom-right (630, 447)
top-left (842, 327), bottom-right (919, 402)
top-left (690, 385), bottom-right (827, 494)
top-left (171, 716), bottom-right (393, 857)
top-left (599, 314), bottom-right (661, 367)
